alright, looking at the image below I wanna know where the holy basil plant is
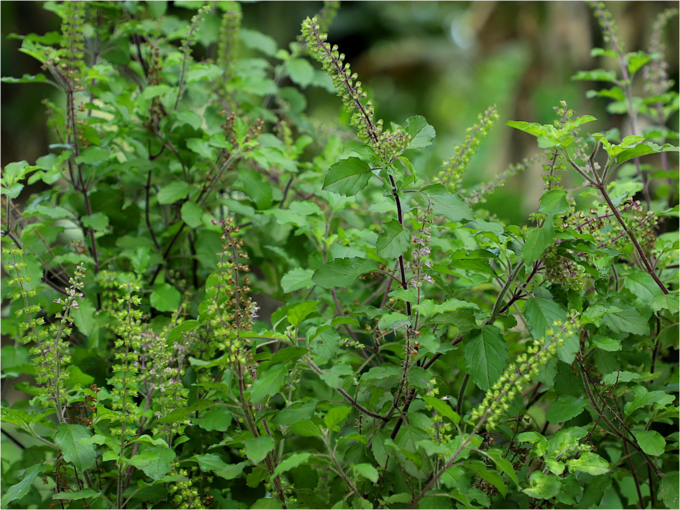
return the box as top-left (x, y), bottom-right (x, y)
top-left (1, 2), bottom-right (678, 510)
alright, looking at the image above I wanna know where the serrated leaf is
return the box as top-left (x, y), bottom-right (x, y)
top-left (420, 184), bottom-right (474, 223)
top-left (360, 365), bottom-right (402, 383)
top-left (546, 396), bottom-right (586, 423)
top-left (150, 283), bottom-right (181, 313)
top-left (281, 268), bottom-right (315, 293)
top-left (82, 212), bottom-right (109, 231)
top-left (376, 219), bottom-right (411, 259)
top-left (244, 435), bottom-right (275, 465)
top-left (463, 325), bottom-right (508, 391)
top-left (322, 157), bottom-right (373, 196)
top-left (601, 306), bottom-right (649, 335)
top-left (55, 424), bottom-right (97, 472)
top-left (659, 473), bottom-right (679, 509)
top-left (633, 430), bottom-right (666, 456)
top-left (464, 460), bottom-right (507, 497)
top-left (312, 257), bottom-right (376, 289)
top-left (406, 115), bottom-right (435, 149)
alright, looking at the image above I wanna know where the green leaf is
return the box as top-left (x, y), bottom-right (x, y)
top-left (128, 446), bottom-right (176, 481)
top-left (148, 1), bottom-right (167, 18)
top-left (521, 221), bottom-right (554, 264)
top-left (240, 28), bottom-right (277, 56)
top-left (406, 115), bottom-right (435, 149)
top-left (237, 170), bottom-right (273, 209)
top-left (324, 406), bottom-right (352, 431)
top-left (627, 51), bottom-right (651, 75)
top-left (75, 147), bottom-right (109, 165)
top-left (181, 201), bottom-right (203, 228)
top-left (55, 424), bottom-right (97, 472)
top-left (566, 452), bottom-right (609, 476)
top-left (572, 69), bottom-right (618, 82)
top-left (312, 257), bottom-right (376, 289)
top-left (580, 474), bottom-right (611, 508)
top-left (157, 181), bottom-right (193, 204)
top-left (615, 142), bottom-right (678, 167)
top-left (186, 138), bottom-right (215, 159)
top-left (287, 300), bottom-right (318, 327)
top-left (659, 473), bottom-right (679, 509)
top-left (1, 73), bottom-right (49, 84)
top-left (285, 58), bottom-right (315, 88)
top-left (150, 283), bottom-right (181, 313)
top-left (372, 430), bottom-right (389, 467)
top-left (360, 365), bottom-right (402, 383)
top-left (244, 436), bottom-right (275, 465)
top-left (272, 453), bottom-right (311, 479)
top-left (463, 325), bottom-right (508, 391)
top-left (601, 306), bottom-right (650, 335)
top-left (464, 460), bottom-right (507, 497)
top-left (281, 268), bottom-right (315, 293)
top-left (546, 396), bottom-right (586, 423)
top-left (194, 453), bottom-right (228, 472)
top-left (322, 157), bottom-right (373, 196)
top-left (523, 471), bottom-right (561, 500)
top-left (376, 219), bottom-right (411, 259)
top-left (1, 464), bottom-right (43, 507)
top-left (51, 488), bottom-right (101, 501)
top-left (250, 364), bottom-right (286, 403)
top-left (354, 463), bottom-right (379, 483)
top-left (72, 298), bottom-right (97, 337)
top-left (633, 430), bottom-right (666, 456)
top-left (539, 190), bottom-right (570, 217)
top-left (82, 212), bottom-right (109, 231)
top-left (421, 396), bottom-right (460, 424)
top-left (289, 420), bottom-right (322, 437)
top-left (215, 461), bottom-right (249, 480)
top-left (523, 296), bottom-right (568, 342)
top-left (420, 184), bottom-right (474, 223)
top-left (194, 407), bottom-right (232, 432)
top-left (486, 449), bottom-right (519, 486)
top-left (592, 335), bottom-right (622, 352)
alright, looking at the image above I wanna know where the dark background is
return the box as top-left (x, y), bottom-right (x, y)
top-left (2, 1), bottom-right (678, 224)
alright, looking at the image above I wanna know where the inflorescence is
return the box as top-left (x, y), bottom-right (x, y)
top-left (471, 313), bottom-right (580, 430)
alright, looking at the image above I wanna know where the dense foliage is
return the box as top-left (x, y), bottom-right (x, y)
top-left (1, 2), bottom-right (678, 509)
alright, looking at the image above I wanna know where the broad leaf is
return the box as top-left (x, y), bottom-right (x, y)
top-left (463, 326), bottom-right (508, 391)
top-left (376, 219), bottom-right (411, 259)
top-left (244, 436), bottom-right (276, 465)
top-left (420, 184), bottom-right (474, 223)
top-left (55, 424), bottom-right (97, 472)
top-left (322, 157), bottom-right (373, 196)
top-left (312, 257), bottom-right (376, 289)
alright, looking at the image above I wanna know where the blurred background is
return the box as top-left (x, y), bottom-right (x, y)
top-left (2, 1), bottom-right (678, 225)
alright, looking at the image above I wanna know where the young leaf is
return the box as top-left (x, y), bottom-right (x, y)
top-left (250, 365), bottom-right (287, 404)
top-left (287, 300), bottom-right (319, 327)
top-left (406, 115), bottom-right (435, 149)
top-left (322, 157), bottom-right (373, 196)
top-left (324, 406), bottom-right (352, 431)
top-left (272, 453), bottom-right (311, 479)
top-left (523, 471), bottom-right (562, 500)
top-left (150, 283), bottom-right (181, 313)
top-left (566, 452), bottom-right (609, 476)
